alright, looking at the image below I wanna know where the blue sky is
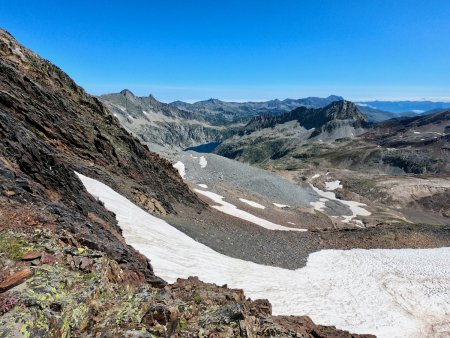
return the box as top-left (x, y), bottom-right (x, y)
top-left (1, 0), bottom-right (449, 102)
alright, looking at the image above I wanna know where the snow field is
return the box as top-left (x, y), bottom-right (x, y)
top-left (239, 198), bottom-right (265, 209)
top-left (273, 203), bottom-right (290, 208)
top-left (199, 156), bottom-right (207, 168)
top-left (310, 184), bottom-right (371, 224)
top-left (77, 173), bottom-right (450, 338)
top-left (194, 189), bottom-right (307, 232)
top-left (325, 180), bottom-right (343, 191)
top-left (173, 161), bottom-right (186, 179)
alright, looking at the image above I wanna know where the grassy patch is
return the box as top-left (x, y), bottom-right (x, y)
top-left (0, 233), bottom-right (29, 260)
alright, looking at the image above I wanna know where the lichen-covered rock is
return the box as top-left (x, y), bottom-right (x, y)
top-left (0, 228), bottom-right (375, 338)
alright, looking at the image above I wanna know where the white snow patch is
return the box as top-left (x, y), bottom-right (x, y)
top-left (195, 189), bottom-right (306, 232)
top-left (173, 161), bottom-right (186, 179)
top-left (311, 174), bottom-right (321, 180)
top-left (239, 198), bottom-right (265, 209)
top-left (325, 180), bottom-right (343, 191)
top-left (310, 185), bottom-right (371, 224)
top-left (273, 203), bottom-right (289, 208)
top-left (413, 131), bottom-right (421, 134)
top-left (310, 197), bottom-right (328, 211)
top-left (77, 173), bottom-right (450, 338)
top-left (288, 221), bottom-right (296, 225)
top-left (197, 184), bottom-right (208, 189)
top-left (142, 110), bottom-right (149, 115)
top-left (115, 104), bottom-right (126, 112)
top-left (189, 154), bottom-right (198, 159)
top-left (199, 156), bottom-right (207, 168)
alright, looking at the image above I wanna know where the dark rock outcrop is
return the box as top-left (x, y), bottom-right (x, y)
top-left (0, 28), bottom-right (207, 286)
top-left (241, 100), bottom-right (368, 136)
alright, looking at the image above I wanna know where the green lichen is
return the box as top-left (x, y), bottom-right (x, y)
top-left (82, 272), bottom-right (97, 280)
top-left (192, 294), bottom-right (202, 304)
top-left (0, 233), bottom-right (29, 260)
top-left (178, 318), bottom-right (187, 332)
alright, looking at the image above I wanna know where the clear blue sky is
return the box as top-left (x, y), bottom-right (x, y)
top-left (1, 0), bottom-right (449, 102)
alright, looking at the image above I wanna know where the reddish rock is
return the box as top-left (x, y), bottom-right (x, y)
top-left (40, 253), bottom-right (58, 265)
top-left (249, 299), bottom-right (272, 316)
top-left (2, 190), bottom-right (16, 197)
top-left (0, 268), bottom-right (33, 293)
top-left (73, 256), bottom-right (94, 271)
top-left (22, 250), bottom-right (42, 261)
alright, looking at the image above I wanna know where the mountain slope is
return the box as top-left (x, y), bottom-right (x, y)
top-left (356, 104), bottom-right (396, 122)
top-left (0, 28), bottom-right (212, 286)
top-left (99, 91), bottom-right (238, 152)
top-left (216, 100), bottom-right (369, 163)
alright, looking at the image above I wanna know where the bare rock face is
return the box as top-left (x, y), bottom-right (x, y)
top-left (0, 29), bottom-right (204, 214)
top-left (99, 90), bottom-right (236, 151)
top-left (0, 28), bottom-right (209, 286)
top-left (240, 100), bottom-right (367, 135)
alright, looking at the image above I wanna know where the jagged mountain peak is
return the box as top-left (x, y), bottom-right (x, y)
top-left (241, 99), bottom-right (368, 138)
top-left (198, 98), bottom-right (223, 105)
top-left (321, 100), bottom-right (368, 122)
top-left (120, 89), bottom-right (135, 97)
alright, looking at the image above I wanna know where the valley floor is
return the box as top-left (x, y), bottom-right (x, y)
top-left (168, 151), bottom-right (449, 268)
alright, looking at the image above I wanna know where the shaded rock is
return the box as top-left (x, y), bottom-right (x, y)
top-left (40, 253), bottom-right (58, 265)
top-left (200, 304), bottom-right (245, 326)
top-left (2, 190), bottom-right (15, 197)
top-left (249, 299), bottom-right (272, 317)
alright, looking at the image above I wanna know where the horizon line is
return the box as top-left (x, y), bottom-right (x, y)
top-left (95, 89), bottom-right (450, 104)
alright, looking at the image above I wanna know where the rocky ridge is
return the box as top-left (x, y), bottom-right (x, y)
top-left (0, 223), bottom-right (374, 337)
top-left (99, 91), bottom-right (239, 152)
top-left (241, 100), bottom-right (368, 136)
top-left (170, 95), bottom-right (345, 124)
top-left (215, 100), bottom-right (369, 163)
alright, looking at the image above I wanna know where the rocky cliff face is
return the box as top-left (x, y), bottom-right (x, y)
top-left (242, 100), bottom-right (368, 137)
top-left (216, 101), bottom-right (369, 164)
top-left (0, 29), bottom-right (373, 337)
top-left (99, 91), bottom-right (238, 151)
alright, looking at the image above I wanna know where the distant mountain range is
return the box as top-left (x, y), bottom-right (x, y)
top-left (100, 90), bottom-right (450, 153)
top-left (216, 102), bottom-right (450, 175)
top-left (241, 100), bottom-right (367, 136)
top-left (357, 100), bottom-right (450, 114)
top-left (215, 100), bottom-right (369, 163)
top-left (170, 95), bottom-right (345, 124)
